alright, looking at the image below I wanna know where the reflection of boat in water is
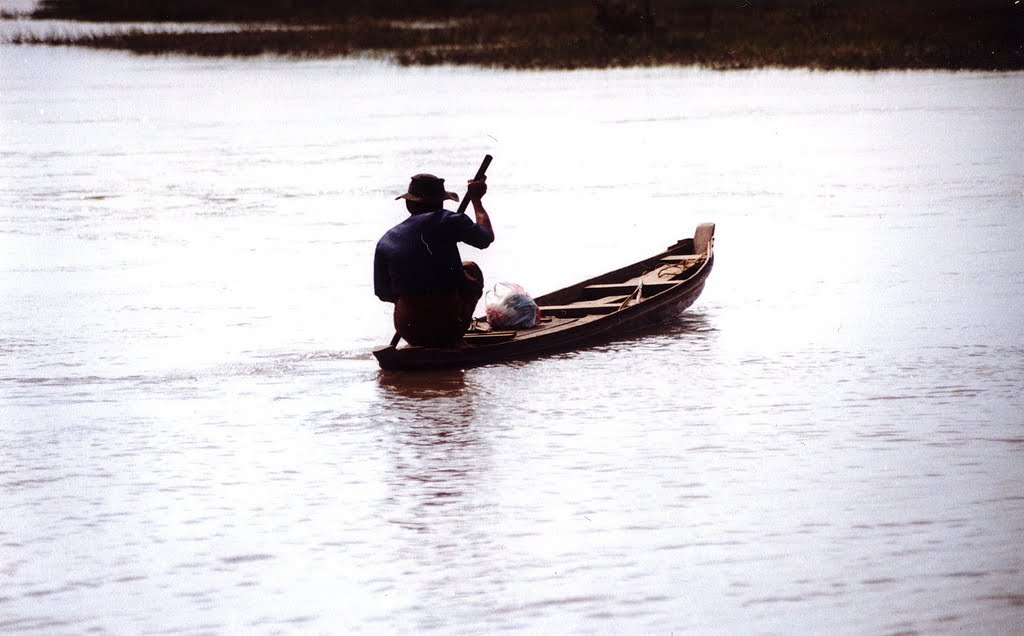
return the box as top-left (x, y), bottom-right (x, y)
top-left (374, 223), bottom-right (715, 371)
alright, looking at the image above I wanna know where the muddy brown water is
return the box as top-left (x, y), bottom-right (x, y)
top-left (2, 44), bottom-right (1023, 633)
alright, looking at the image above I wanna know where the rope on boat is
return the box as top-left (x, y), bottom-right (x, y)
top-left (658, 254), bottom-right (707, 279)
top-left (618, 281), bottom-right (643, 310)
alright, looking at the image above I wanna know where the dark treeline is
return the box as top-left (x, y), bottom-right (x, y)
top-left (33, 0), bottom-right (1021, 22)
top-left (24, 0), bottom-right (1024, 70)
top-left (33, 0), bottom-right (561, 21)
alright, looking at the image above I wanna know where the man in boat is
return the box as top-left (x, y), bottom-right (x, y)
top-left (374, 173), bottom-right (494, 347)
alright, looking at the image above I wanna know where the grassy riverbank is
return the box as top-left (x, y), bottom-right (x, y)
top-left (18, 1), bottom-right (1024, 70)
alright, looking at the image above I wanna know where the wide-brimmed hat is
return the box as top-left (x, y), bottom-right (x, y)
top-left (395, 174), bottom-right (460, 203)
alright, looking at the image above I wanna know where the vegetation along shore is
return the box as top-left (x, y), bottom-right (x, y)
top-left (15, 1), bottom-right (1024, 70)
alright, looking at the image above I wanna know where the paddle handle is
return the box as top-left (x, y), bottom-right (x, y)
top-left (456, 154), bottom-right (492, 215)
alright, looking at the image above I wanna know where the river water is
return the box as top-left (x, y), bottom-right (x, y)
top-left (2, 41), bottom-right (1023, 634)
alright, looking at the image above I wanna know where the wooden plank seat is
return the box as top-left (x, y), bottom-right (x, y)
top-left (538, 302), bottom-right (623, 317)
top-left (581, 280), bottom-right (678, 298)
top-left (660, 254), bottom-right (705, 262)
top-left (464, 330), bottom-right (519, 344)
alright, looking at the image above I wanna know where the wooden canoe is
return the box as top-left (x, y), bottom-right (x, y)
top-left (373, 223), bottom-right (715, 371)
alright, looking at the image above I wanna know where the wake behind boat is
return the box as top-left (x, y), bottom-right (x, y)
top-left (373, 223), bottom-right (715, 370)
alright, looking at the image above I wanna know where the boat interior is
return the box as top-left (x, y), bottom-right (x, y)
top-left (464, 243), bottom-right (709, 345)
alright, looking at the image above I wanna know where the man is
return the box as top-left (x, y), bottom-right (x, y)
top-left (374, 172), bottom-right (494, 347)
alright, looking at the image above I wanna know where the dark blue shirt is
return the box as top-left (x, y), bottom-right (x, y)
top-left (374, 209), bottom-right (494, 302)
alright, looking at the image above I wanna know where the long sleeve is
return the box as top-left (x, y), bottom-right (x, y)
top-left (373, 245), bottom-right (395, 302)
top-left (445, 211), bottom-right (494, 249)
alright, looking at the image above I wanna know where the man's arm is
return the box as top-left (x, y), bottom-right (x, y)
top-left (373, 247), bottom-right (396, 302)
top-left (467, 177), bottom-right (494, 243)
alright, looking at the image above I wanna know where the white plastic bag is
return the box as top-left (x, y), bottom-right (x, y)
top-left (485, 282), bottom-right (540, 330)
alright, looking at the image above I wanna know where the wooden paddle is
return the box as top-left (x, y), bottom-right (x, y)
top-left (388, 155), bottom-right (494, 348)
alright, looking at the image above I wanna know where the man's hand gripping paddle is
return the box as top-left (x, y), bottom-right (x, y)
top-left (456, 154), bottom-right (493, 215)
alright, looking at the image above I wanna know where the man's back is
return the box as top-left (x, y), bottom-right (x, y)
top-left (374, 208), bottom-right (493, 302)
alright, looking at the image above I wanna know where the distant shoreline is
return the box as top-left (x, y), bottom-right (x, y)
top-left (12, 2), bottom-right (1024, 71)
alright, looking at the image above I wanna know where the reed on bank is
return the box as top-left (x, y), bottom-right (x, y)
top-left (17, 1), bottom-right (1024, 70)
